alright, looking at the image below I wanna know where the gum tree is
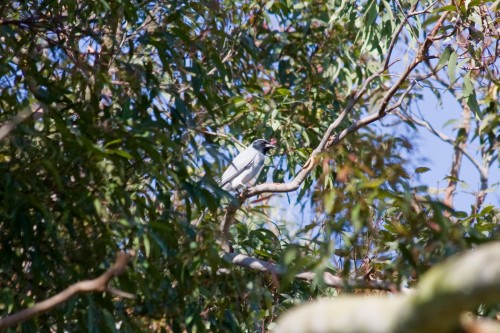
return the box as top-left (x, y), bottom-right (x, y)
top-left (0, 0), bottom-right (498, 331)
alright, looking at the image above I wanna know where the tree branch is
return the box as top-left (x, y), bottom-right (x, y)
top-left (384, 1), bottom-right (419, 70)
top-left (216, 9), bottom-right (451, 251)
top-left (475, 144), bottom-right (491, 214)
top-left (0, 106), bottom-right (42, 141)
top-left (275, 242), bottom-right (500, 333)
top-left (241, 60), bottom-right (401, 201)
top-left (243, 11), bottom-right (449, 199)
top-left (444, 102), bottom-right (471, 210)
top-left (397, 111), bottom-right (487, 181)
top-left (407, 1), bottom-right (438, 17)
top-left (0, 252), bottom-right (134, 330)
top-left (223, 252), bottom-right (396, 291)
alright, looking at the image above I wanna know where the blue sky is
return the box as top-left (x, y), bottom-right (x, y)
top-left (405, 88), bottom-right (499, 212)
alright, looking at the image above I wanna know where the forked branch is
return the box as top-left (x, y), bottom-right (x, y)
top-left (241, 11), bottom-right (449, 200)
top-left (218, 8), bottom-right (452, 298)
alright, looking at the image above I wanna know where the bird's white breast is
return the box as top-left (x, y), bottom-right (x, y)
top-left (227, 150), bottom-right (265, 191)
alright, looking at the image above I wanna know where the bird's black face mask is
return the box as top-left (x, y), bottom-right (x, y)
top-left (253, 139), bottom-right (275, 154)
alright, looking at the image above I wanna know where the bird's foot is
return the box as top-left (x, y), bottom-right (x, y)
top-left (235, 183), bottom-right (248, 195)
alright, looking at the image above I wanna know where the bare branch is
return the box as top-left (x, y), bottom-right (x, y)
top-left (0, 106), bottom-right (42, 141)
top-left (432, 16), bottom-right (461, 41)
top-left (242, 72), bottom-right (433, 200)
top-left (106, 286), bottom-right (137, 299)
top-left (397, 111), bottom-right (487, 180)
top-left (444, 102), bottom-right (471, 210)
top-left (223, 252), bottom-right (396, 291)
top-left (475, 143), bottom-right (492, 214)
top-left (385, 73), bottom-right (435, 114)
top-left (423, 61), bottom-right (459, 97)
top-left (316, 59), bottom-right (401, 154)
top-left (0, 252), bottom-right (134, 330)
top-left (407, 1), bottom-right (439, 17)
top-left (398, 107), bottom-right (491, 214)
top-left (220, 200), bottom-right (242, 253)
top-left (384, 2), bottom-right (419, 69)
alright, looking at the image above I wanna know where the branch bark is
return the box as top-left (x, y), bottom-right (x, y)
top-left (0, 105), bottom-right (42, 141)
top-left (444, 102), bottom-right (471, 210)
top-left (0, 252), bottom-right (133, 330)
top-left (223, 252), bottom-right (396, 291)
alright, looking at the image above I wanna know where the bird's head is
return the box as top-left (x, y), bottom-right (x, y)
top-left (252, 139), bottom-right (275, 154)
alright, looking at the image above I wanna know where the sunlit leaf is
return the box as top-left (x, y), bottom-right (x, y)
top-left (435, 45), bottom-right (453, 72)
top-left (447, 50), bottom-right (457, 84)
top-left (415, 167), bottom-right (431, 174)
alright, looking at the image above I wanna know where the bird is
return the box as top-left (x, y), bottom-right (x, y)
top-left (219, 139), bottom-right (275, 192)
top-left (196, 139), bottom-right (275, 225)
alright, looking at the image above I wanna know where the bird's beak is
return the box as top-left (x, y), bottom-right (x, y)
top-left (265, 143), bottom-right (275, 149)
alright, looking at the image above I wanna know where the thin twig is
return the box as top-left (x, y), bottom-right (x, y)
top-left (200, 130), bottom-right (246, 149)
top-left (396, 111), bottom-right (487, 180)
top-left (407, 1), bottom-right (439, 17)
top-left (384, 2), bottom-right (419, 69)
top-left (432, 15), bottom-right (460, 41)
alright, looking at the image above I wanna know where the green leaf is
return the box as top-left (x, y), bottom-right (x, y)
top-left (467, 0), bottom-right (485, 9)
top-left (491, 0), bottom-right (500, 11)
top-left (454, 211), bottom-right (468, 218)
top-left (360, 179), bottom-right (385, 188)
top-left (254, 249), bottom-right (272, 258)
top-left (324, 190), bottom-right (335, 214)
top-left (435, 45), bottom-right (453, 72)
top-left (106, 149), bottom-right (133, 159)
top-left (143, 234), bottom-right (151, 257)
top-left (270, 119), bottom-right (280, 131)
top-left (434, 5), bottom-right (458, 13)
top-left (442, 118), bottom-right (459, 128)
top-left (415, 167), bottom-right (431, 174)
top-left (479, 205), bottom-right (494, 215)
top-left (364, 0), bottom-right (378, 25)
top-left (466, 91), bottom-right (481, 118)
top-left (283, 246), bottom-right (298, 266)
top-left (104, 138), bottom-right (123, 148)
top-left (276, 88), bottom-right (291, 96)
top-left (444, 175), bottom-right (460, 182)
top-left (447, 50), bottom-right (457, 84)
top-left (231, 96), bottom-right (247, 109)
top-left (463, 74), bottom-right (473, 98)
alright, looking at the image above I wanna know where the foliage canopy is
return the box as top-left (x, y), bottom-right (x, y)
top-left (0, 0), bottom-right (498, 331)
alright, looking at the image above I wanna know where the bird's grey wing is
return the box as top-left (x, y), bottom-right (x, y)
top-left (219, 148), bottom-right (256, 188)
